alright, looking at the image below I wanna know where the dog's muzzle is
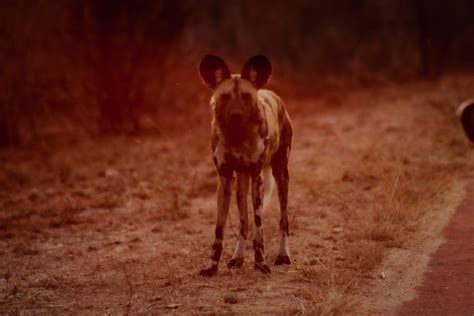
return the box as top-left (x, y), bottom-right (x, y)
top-left (229, 111), bottom-right (244, 125)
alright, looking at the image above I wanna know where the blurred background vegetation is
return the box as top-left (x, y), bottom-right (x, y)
top-left (1, 0), bottom-right (474, 146)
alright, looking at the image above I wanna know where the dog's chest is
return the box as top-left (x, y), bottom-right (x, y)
top-left (214, 136), bottom-right (268, 172)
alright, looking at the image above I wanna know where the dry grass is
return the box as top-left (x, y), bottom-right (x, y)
top-left (282, 76), bottom-right (474, 314)
top-left (223, 292), bottom-right (239, 304)
top-left (0, 75), bottom-right (473, 314)
top-left (291, 258), bottom-right (358, 315)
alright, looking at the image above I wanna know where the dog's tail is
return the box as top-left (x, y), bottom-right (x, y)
top-left (262, 166), bottom-right (275, 212)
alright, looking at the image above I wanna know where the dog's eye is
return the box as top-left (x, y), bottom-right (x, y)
top-left (241, 93), bottom-right (252, 102)
top-left (220, 93), bottom-right (231, 102)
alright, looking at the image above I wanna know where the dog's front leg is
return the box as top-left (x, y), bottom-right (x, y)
top-left (199, 175), bottom-right (232, 276)
top-left (251, 173), bottom-right (271, 274)
top-left (228, 172), bottom-right (250, 269)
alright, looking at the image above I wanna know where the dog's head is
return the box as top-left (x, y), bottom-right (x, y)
top-left (199, 55), bottom-right (272, 128)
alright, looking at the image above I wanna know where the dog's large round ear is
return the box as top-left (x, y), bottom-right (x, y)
top-left (241, 55), bottom-right (272, 89)
top-left (199, 55), bottom-right (231, 90)
top-left (458, 99), bottom-right (474, 142)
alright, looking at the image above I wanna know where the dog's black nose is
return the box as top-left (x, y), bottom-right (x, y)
top-left (230, 112), bottom-right (244, 122)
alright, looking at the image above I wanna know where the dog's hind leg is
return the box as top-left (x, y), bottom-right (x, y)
top-left (272, 121), bottom-right (292, 266)
top-left (262, 166), bottom-right (274, 212)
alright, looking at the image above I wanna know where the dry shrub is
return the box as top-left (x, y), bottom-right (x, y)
top-left (148, 179), bottom-right (195, 221)
top-left (168, 183), bottom-right (190, 220)
top-left (313, 285), bottom-right (357, 316)
top-left (49, 196), bottom-right (82, 228)
top-left (131, 187), bottom-right (153, 200)
top-left (56, 160), bottom-right (73, 184)
top-left (338, 154), bottom-right (456, 279)
top-left (345, 239), bottom-right (384, 273)
top-left (362, 131), bottom-right (470, 250)
top-left (13, 242), bottom-right (39, 256)
top-left (288, 265), bottom-right (358, 316)
top-left (94, 194), bottom-right (123, 209)
top-left (223, 292), bottom-right (239, 304)
top-left (144, 192), bottom-right (190, 222)
top-left (365, 166), bottom-right (426, 245)
top-left (3, 167), bottom-right (30, 187)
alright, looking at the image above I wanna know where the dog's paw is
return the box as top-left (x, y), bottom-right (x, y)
top-left (274, 255), bottom-right (291, 265)
top-left (254, 262), bottom-right (271, 274)
top-left (199, 265), bottom-right (218, 277)
top-left (227, 257), bottom-right (244, 269)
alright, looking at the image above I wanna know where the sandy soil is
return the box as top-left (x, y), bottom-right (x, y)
top-left (0, 77), bottom-right (473, 314)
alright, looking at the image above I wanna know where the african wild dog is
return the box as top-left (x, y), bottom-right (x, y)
top-left (458, 98), bottom-right (474, 142)
top-left (198, 55), bottom-right (293, 276)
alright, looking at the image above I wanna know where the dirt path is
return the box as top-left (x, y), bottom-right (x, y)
top-left (397, 183), bottom-right (474, 315)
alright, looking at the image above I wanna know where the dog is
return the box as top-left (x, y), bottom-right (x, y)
top-left (457, 98), bottom-right (474, 142)
top-left (198, 55), bottom-right (293, 276)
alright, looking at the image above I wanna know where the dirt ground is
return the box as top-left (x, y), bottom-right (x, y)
top-left (1, 76), bottom-right (474, 314)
